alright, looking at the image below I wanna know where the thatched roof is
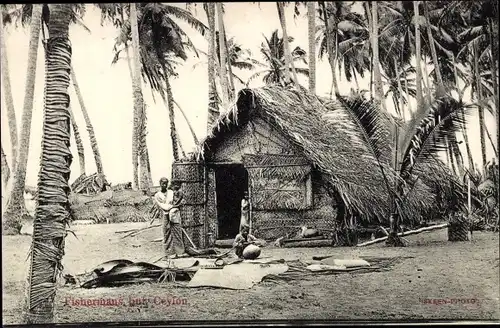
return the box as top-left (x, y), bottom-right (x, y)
top-left (194, 85), bottom-right (459, 225)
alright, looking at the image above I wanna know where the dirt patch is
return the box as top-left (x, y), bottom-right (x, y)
top-left (2, 224), bottom-right (499, 324)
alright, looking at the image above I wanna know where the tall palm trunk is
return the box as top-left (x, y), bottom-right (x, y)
top-left (364, 2), bottom-right (373, 99)
top-left (24, 4), bottom-right (73, 323)
top-left (473, 45), bottom-right (487, 171)
top-left (371, 1), bottom-right (385, 111)
top-left (172, 99), bottom-right (198, 144)
top-left (137, 104), bottom-right (151, 190)
top-left (1, 142), bottom-right (10, 190)
top-left (130, 3), bottom-right (144, 190)
top-left (68, 106), bottom-right (86, 176)
top-left (394, 57), bottom-right (405, 120)
top-left (277, 2), bottom-right (299, 85)
top-left (453, 54), bottom-right (474, 171)
top-left (0, 12), bottom-right (18, 173)
top-left (216, 3), bottom-right (229, 110)
top-left (423, 1), bottom-right (444, 95)
top-left (2, 5), bottom-right (42, 235)
top-left (414, 1), bottom-right (423, 110)
top-left (165, 73), bottom-right (180, 162)
top-left (488, 18), bottom-right (499, 151)
top-left (307, 2), bottom-right (316, 94)
top-left (322, 2), bottom-right (339, 97)
top-left (205, 3), bottom-right (219, 133)
top-left (70, 67), bottom-right (104, 175)
top-left (122, 29), bottom-right (153, 187)
top-left (223, 32), bottom-right (236, 100)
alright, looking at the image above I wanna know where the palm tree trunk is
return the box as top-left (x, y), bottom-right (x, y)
top-left (70, 67), bottom-right (104, 175)
top-left (205, 3), bottom-right (219, 133)
top-left (2, 5), bottom-right (42, 236)
top-left (485, 125), bottom-right (498, 157)
top-left (321, 2), bottom-right (339, 97)
top-left (277, 2), bottom-right (299, 85)
top-left (364, 2), bottom-right (374, 100)
top-left (371, 1), bottom-right (386, 111)
top-left (307, 1), bottom-right (316, 94)
top-left (394, 57), bottom-right (405, 119)
top-left (423, 57), bottom-right (432, 104)
top-left (223, 32), bottom-right (236, 100)
top-left (165, 74), bottom-right (180, 162)
top-left (446, 137), bottom-right (458, 175)
top-left (488, 18), bottom-right (499, 152)
top-left (172, 99), bottom-right (198, 145)
top-left (130, 3), bottom-right (143, 190)
top-left (0, 11), bottom-right (19, 173)
top-left (24, 4), bottom-right (73, 323)
top-left (473, 45), bottom-right (488, 171)
top-left (216, 3), bottom-right (229, 110)
top-left (404, 71), bottom-right (413, 117)
top-left (1, 142), bottom-right (10, 190)
top-left (423, 1), bottom-right (444, 95)
top-left (414, 1), bottom-right (423, 111)
top-left (451, 138), bottom-right (465, 178)
top-left (124, 41), bottom-right (152, 187)
top-left (68, 106), bottom-right (86, 176)
top-left (137, 105), bottom-right (151, 190)
top-left (452, 54), bottom-right (474, 171)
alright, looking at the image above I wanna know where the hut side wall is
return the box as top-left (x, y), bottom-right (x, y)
top-left (207, 118), bottom-right (337, 241)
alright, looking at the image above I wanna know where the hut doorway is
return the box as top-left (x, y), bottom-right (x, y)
top-left (215, 164), bottom-right (249, 239)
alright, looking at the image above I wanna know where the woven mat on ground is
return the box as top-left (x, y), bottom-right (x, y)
top-left (187, 261), bottom-right (289, 290)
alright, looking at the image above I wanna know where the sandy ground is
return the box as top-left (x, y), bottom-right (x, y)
top-left (2, 222), bottom-right (499, 324)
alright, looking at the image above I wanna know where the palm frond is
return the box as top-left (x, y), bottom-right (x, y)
top-left (324, 95), bottom-right (394, 165)
top-left (400, 96), bottom-right (474, 180)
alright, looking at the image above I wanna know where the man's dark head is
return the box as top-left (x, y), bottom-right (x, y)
top-left (160, 177), bottom-right (169, 190)
top-left (169, 180), bottom-right (182, 191)
top-left (241, 224), bottom-right (250, 235)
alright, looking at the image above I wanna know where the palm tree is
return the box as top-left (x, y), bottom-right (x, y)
top-left (24, 4), bottom-right (73, 323)
top-left (324, 93), bottom-right (471, 246)
top-left (111, 3), bottom-right (206, 164)
top-left (1, 142), bottom-right (9, 190)
top-left (195, 36), bottom-right (259, 86)
top-left (315, 2), bottom-right (370, 91)
top-left (2, 4), bottom-right (42, 235)
top-left (216, 3), bottom-right (229, 109)
top-left (129, 3), bottom-right (146, 190)
top-left (307, 1), bottom-right (316, 93)
top-left (247, 30), bottom-right (308, 86)
top-left (70, 67), bottom-right (104, 176)
top-left (319, 1), bottom-right (339, 97)
top-left (371, 1), bottom-right (386, 111)
top-left (277, 1), bottom-right (299, 85)
top-left (68, 106), bottom-right (86, 176)
top-left (0, 6), bottom-right (19, 174)
top-left (205, 3), bottom-right (219, 132)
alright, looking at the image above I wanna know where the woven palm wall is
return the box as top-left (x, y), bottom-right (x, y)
top-left (171, 162), bottom-right (207, 248)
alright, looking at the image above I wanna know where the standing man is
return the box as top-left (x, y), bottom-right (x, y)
top-left (154, 177), bottom-right (185, 257)
top-left (240, 191), bottom-right (250, 231)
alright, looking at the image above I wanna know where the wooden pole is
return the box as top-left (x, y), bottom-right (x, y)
top-left (356, 223), bottom-right (449, 247)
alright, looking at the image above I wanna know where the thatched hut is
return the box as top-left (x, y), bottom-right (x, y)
top-left (172, 86), bottom-right (460, 248)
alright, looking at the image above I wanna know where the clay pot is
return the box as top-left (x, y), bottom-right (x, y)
top-left (242, 244), bottom-right (261, 260)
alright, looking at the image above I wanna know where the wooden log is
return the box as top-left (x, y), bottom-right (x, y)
top-left (214, 239), bottom-right (235, 248)
top-left (356, 223), bottom-right (449, 247)
top-left (282, 239), bottom-right (334, 248)
top-left (282, 236), bottom-right (326, 243)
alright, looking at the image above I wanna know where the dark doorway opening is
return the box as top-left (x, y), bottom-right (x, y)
top-left (215, 164), bottom-right (249, 239)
